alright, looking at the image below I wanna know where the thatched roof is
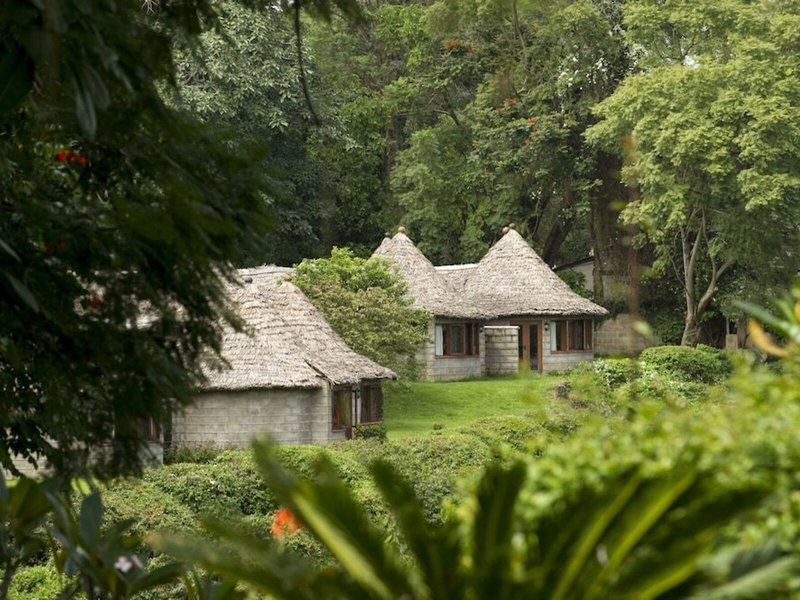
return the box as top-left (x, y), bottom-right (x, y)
top-left (463, 229), bottom-right (608, 317)
top-left (374, 228), bottom-right (607, 319)
top-left (372, 233), bottom-right (483, 318)
top-left (202, 275), bottom-right (395, 392)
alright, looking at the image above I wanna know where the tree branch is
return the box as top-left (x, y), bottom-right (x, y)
top-left (294, 2), bottom-right (321, 128)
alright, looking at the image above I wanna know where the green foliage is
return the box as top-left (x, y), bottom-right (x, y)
top-left (143, 462), bottom-right (273, 517)
top-left (0, 0), bottom-right (364, 479)
top-left (0, 471), bottom-right (187, 600)
top-left (557, 270), bottom-right (592, 299)
top-left (353, 423), bottom-right (388, 442)
top-left (156, 411), bottom-right (799, 599)
top-left (587, 0), bottom-right (800, 344)
top-left (163, 444), bottom-right (222, 466)
top-left (171, 3), bottom-right (339, 265)
top-left (294, 248), bottom-right (430, 378)
top-left (639, 345), bottom-right (732, 385)
top-left (101, 480), bottom-right (196, 541)
top-left (7, 565), bottom-right (64, 600)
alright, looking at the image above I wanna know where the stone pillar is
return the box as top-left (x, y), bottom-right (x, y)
top-left (484, 326), bottom-right (520, 375)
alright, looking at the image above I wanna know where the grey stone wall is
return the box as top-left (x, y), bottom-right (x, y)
top-left (3, 453), bottom-right (45, 479)
top-left (594, 313), bottom-right (652, 356)
top-left (172, 385), bottom-right (342, 448)
top-left (484, 326), bottom-right (520, 375)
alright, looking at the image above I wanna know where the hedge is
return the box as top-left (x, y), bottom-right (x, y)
top-left (638, 344), bottom-right (732, 384)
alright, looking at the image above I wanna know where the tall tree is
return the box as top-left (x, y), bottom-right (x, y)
top-left (587, 0), bottom-right (800, 344)
top-left (391, 0), bottom-right (631, 273)
top-left (171, 3), bottom-right (338, 265)
top-left (0, 0), bottom-right (361, 477)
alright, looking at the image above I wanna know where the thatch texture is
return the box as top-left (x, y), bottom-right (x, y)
top-left (372, 234), bottom-right (482, 318)
top-left (203, 274), bottom-right (395, 391)
top-left (374, 229), bottom-right (607, 319)
top-left (463, 229), bottom-right (608, 317)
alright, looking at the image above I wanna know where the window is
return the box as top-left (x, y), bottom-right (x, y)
top-left (360, 383), bottom-right (383, 424)
top-left (435, 323), bottom-right (480, 357)
top-left (553, 319), bottom-right (593, 352)
top-left (136, 418), bottom-right (160, 441)
top-left (332, 389), bottom-right (352, 431)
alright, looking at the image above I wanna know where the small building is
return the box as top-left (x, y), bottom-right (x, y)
top-left (372, 226), bottom-right (608, 379)
top-left (170, 271), bottom-right (395, 449)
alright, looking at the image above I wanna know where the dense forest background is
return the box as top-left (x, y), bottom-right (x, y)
top-left (173, 0), bottom-right (800, 345)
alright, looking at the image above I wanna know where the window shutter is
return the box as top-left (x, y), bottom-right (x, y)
top-left (435, 324), bottom-right (444, 355)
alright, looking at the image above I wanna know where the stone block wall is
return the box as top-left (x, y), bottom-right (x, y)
top-left (172, 385), bottom-right (339, 448)
top-left (484, 326), bottom-right (520, 375)
top-left (594, 313), bottom-right (652, 356)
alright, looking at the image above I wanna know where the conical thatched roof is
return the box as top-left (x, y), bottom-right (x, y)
top-left (374, 228), bottom-right (607, 319)
top-left (203, 277), bottom-right (395, 392)
top-left (463, 229), bottom-right (607, 317)
top-left (372, 233), bottom-right (482, 318)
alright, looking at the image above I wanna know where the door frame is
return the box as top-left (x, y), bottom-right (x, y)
top-left (510, 320), bottom-right (543, 373)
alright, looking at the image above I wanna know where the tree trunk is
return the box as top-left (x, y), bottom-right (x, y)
top-left (590, 152), bottom-right (629, 304)
top-left (681, 313), bottom-right (701, 346)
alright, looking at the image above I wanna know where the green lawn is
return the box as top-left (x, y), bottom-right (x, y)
top-left (383, 374), bottom-right (560, 439)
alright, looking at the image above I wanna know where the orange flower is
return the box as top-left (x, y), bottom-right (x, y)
top-left (527, 117), bottom-right (538, 124)
top-left (467, 47), bottom-right (476, 53)
top-left (271, 507), bottom-right (301, 538)
top-left (504, 97), bottom-right (517, 106)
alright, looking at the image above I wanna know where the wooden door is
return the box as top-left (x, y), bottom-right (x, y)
top-left (510, 320), bottom-right (543, 372)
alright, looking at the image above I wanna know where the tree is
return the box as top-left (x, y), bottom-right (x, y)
top-left (587, 0), bottom-right (800, 345)
top-left (171, 3), bottom-right (338, 265)
top-left (293, 248), bottom-right (429, 379)
top-left (0, 0), bottom-right (361, 478)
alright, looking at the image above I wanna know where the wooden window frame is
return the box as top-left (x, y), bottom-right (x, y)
top-left (436, 323), bottom-right (480, 358)
top-left (136, 418), bottom-right (160, 442)
top-left (360, 383), bottom-right (383, 424)
top-left (331, 388), bottom-right (352, 431)
top-left (552, 319), bottom-right (593, 353)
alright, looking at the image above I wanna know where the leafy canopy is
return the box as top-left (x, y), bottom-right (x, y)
top-left (293, 248), bottom-right (429, 379)
top-left (0, 0), bottom-right (361, 478)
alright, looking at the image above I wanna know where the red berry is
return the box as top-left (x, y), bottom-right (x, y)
top-left (58, 242), bottom-right (66, 253)
top-left (55, 151), bottom-right (67, 162)
top-left (90, 295), bottom-right (103, 308)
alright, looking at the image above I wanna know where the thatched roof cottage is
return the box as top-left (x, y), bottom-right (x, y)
top-left (170, 268), bottom-right (395, 448)
top-left (372, 225), bottom-right (607, 380)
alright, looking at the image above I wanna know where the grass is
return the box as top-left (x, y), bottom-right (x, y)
top-left (383, 373), bottom-right (560, 439)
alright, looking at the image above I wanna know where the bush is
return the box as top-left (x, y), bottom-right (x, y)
top-left (639, 344), bottom-right (732, 384)
top-left (353, 422), bottom-right (387, 442)
top-left (590, 358), bottom-right (640, 388)
top-left (144, 461), bottom-right (274, 517)
top-left (102, 478), bottom-right (197, 540)
top-left (376, 434), bottom-right (493, 523)
top-left (163, 442), bottom-right (223, 465)
top-left (8, 565), bottom-right (65, 600)
top-left (458, 416), bottom-right (558, 452)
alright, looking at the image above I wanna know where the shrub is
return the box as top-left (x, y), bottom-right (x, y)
top-left (639, 345), bottom-right (732, 384)
top-left (144, 461), bottom-right (274, 517)
top-left (458, 416), bottom-right (553, 452)
top-left (353, 422), bottom-right (387, 442)
top-left (7, 565), bottom-right (65, 600)
top-left (102, 478), bottom-right (197, 540)
top-left (376, 434), bottom-right (493, 523)
top-left (163, 442), bottom-right (222, 465)
top-left (590, 358), bottom-right (640, 388)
